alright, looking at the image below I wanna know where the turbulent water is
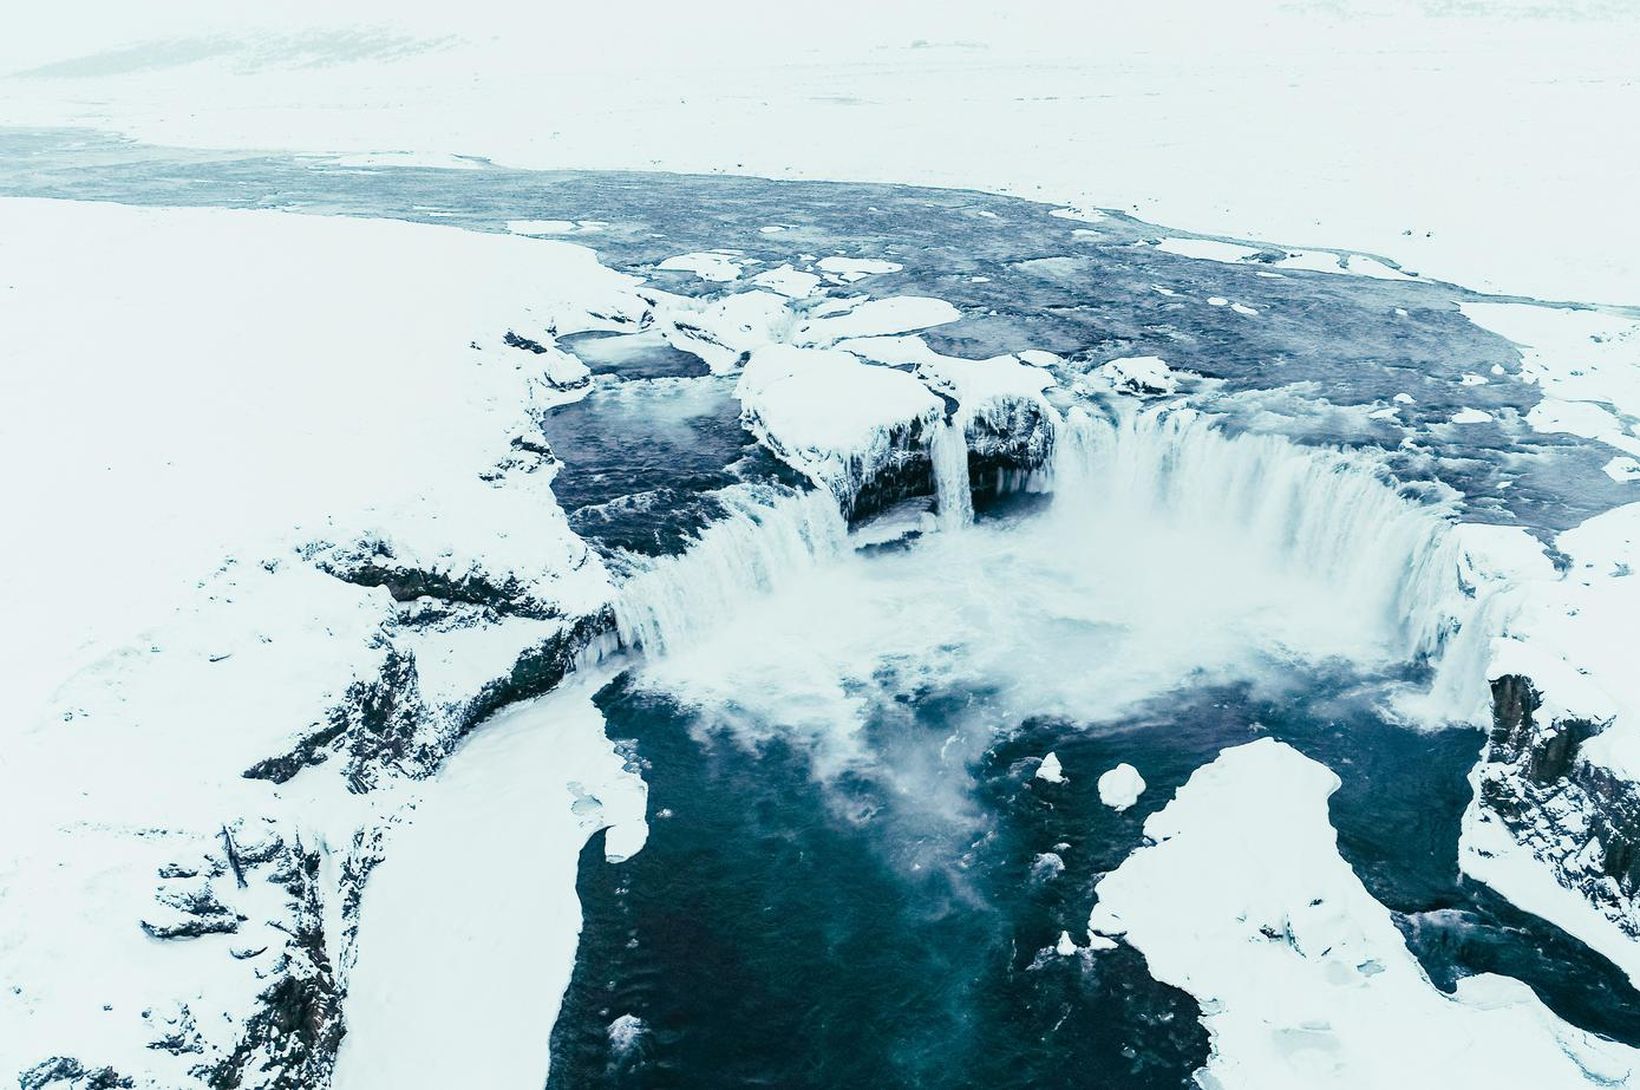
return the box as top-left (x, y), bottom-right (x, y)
top-left (10, 130), bottom-right (1639, 1087)
top-left (548, 407), bottom-right (1640, 1087)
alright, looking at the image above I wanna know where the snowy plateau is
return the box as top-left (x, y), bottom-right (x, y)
top-left (4, 5), bottom-right (1640, 1090)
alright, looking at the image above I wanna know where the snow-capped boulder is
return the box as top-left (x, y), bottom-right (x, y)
top-left (736, 345), bottom-right (943, 519)
top-left (833, 335), bottom-right (1060, 501)
top-left (1100, 354), bottom-right (1180, 396)
top-left (653, 289), bottom-right (796, 372)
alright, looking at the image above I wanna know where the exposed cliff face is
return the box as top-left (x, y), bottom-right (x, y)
top-left (965, 396), bottom-right (1057, 507)
top-left (1472, 675), bottom-right (1640, 945)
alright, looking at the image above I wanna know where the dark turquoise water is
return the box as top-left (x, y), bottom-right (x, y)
top-left (3, 127), bottom-right (1635, 533)
top-left (545, 668), bottom-right (1640, 1088)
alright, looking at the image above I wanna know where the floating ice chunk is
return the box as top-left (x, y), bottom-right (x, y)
top-left (1526, 398), bottom-right (1640, 456)
top-left (1461, 373), bottom-right (1490, 386)
top-left (1207, 296), bottom-right (1230, 307)
top-left (1031, 852), bottom-right (1066, 879)
top-left (1367, 406), bottom-right (1399, 421)
top-left (1097, 763), bottom-right (1146, 810)
top-left (1017, 349), bottom-right (1062, 368)
top-left (1055, 931), bottom-right (1079, 956)
top-left (1450, 407), bottom-right (1493, 424)
top-left (1036, 752), bottom-right (1066, 784)
top-left (797, 295), bottom-right (960, 344)
top-left (1230, 302), bottom-right (1259, 316)
top-left (815, 256), bottom-right (903, 282)
top-left (1100, 355), bottom-right (1179, 396)
top-left (506, 218), bottom-right (578, 235)
top-left (753, 264), bottom-right (823, 298)
top-left (658, 250), bottom-right (746, 283)
top-left (1605, 456), bottom-right (1640, 482)
top-left (758, 224), bottom-right (787, 234)
top-left (608, 1013), bottom-right (648, 1056)
top-left (1393, 392), bottom-right (1415, 404)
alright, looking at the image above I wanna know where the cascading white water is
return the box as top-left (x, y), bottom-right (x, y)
top-left (930, 418), bottom-right (974, 531)
top-left (613, 485), bottom-right (849, 656)
top-left (1049, 405), bottom-right (1471, 667)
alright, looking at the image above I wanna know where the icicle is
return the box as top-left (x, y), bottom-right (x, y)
top-left (930, 417), bottom-right (974, 531)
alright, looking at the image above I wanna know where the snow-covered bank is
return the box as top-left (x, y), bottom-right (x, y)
top-left (331, 684), bottom-right (646, 1090)
top-left (1388, 300), bottom-right (1640, 988)
top-left (3, 4), bottom-right (1638, 305)
top-left (0, 197), bottom-right (649, 1089)
top-left (1088, 740), bottom-right (1640, 1089)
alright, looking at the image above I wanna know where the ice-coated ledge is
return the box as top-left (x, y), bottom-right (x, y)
top-left (735, 344), bottom-right (943, 514)
top-left (1089, 739), bottom-right (1640, 1089)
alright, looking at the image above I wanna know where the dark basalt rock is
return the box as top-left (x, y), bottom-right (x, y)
top-left (456, 608), bottom-right (614, 735)
top-left (242, 641), bottom-right (426, 789)
top-left (201, 845), bottom-right (342, 1090)
top-left (141, 882), bottom-right (242, 940)
top-left (503, 330), bottom-right (549, 354)
top-left (1478, 674), bottom-right (1640, 932)
top-left (310, 547), bottom-right (562, 620)
top-left (839, 417), bottom-right (936, 526)
top-left (966, 400), bottom-right (1055, 507)
top-left (20, 1058), bottom-right (134, 1090)
top-left (148, 1008), bottom-right (206, 1056)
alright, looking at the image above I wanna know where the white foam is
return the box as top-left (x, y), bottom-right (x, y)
top-left (930, 417), bottom-right (975, 531)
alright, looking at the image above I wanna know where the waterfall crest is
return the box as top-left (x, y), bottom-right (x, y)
top-left (613, 485), bottom-right (849, 656)
top-left (1050, 406), bottom-right (1470, 667)
top-left (930, 418), bottom-right (975, 531)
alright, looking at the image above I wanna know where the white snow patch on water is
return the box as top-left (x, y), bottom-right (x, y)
top-left (1099, 355), bottom-right (1179, 396)
top-left (1090, 740), bottom-right (1640, 1090)
top-left (1036, 752), bottom-right (1065, 784)
top-left (1097, 764), bottom-right (1146, 811)
top-left (816, 255), bottom-right (903, 281)
top-left (658, 250), bottom-right (748, 282)
top-left (796, 295), bottom-right (961, 345)
top-left (1606, 456), bottom-right (1640, 482)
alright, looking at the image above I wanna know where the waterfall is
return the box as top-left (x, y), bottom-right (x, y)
top-left (930, 418), bottom-right (974, 531)
top-left (613, 484), bottom-right (849, 656)
top-left (1050, 405), bottom-right (1470, 667)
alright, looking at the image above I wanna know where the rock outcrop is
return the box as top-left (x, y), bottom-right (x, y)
top-left (1471, 674), bottom-right (1640, 943)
